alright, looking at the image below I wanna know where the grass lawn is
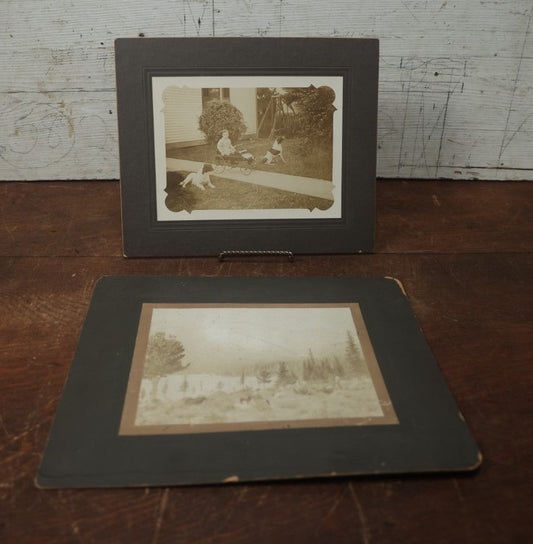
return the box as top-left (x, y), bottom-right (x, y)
top-left (167, 136), bottom-right (333, 181)
top-left (165, 171), bottom-right (333, 212)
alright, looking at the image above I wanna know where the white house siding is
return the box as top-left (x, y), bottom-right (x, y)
top-left (162, 87), bottom-right (204, 146)
top-left (230, 88), bottom-right (257, 136)
top-left (164, 87), bottom-right (257, 147)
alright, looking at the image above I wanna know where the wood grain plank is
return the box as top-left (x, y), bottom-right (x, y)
top-left (0, 181), bottom-right (123, 257)
top-left (0, 252), bottom-right (531, 543)
top-left (1, 180), bottom-right (532, 257)
top-left (0, 177), bottom-right (531, 542)
top-left (1, 1), bottom-right (532, 180)
top-left (0, 93), bottom-right (118, 180)
top-left (376, 180), bottom-right (533, 253)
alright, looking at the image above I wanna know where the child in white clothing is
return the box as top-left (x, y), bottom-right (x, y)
top-left (217, 130), bottom-right (237, 157)
top-left (216, 129), bottom-right (254, 165)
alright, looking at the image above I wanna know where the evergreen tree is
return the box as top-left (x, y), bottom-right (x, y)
top-left (257, 367), bottom-right (272, 384)
top-left (277, 361), bottom-right (289, 383)
top-left (320, 357), bottom-right (334, 380)
top-left (302, 359), bottom-right (308, 380)
top-left (302, 350), bottom-right (337, 382)
top-left (277, 361), bottom-right (296, 385)
top-left (307, 349), bottom-right (318, 380)
top-left (345, 330), bottom-right (365, 375)
top-left (333, 355), bottom-right (346, 377)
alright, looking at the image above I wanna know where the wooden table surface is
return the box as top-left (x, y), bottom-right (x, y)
top-left (1, 180), bottom-right (531, 543)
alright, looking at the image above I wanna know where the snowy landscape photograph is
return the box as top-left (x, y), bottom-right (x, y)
top-left (119, 303), bottom-right (398, 435)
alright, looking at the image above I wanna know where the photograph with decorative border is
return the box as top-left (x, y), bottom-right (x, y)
top-left (115, 38), bottom-right (379, 256)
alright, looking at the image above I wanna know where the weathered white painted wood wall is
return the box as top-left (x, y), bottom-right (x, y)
top-left (1, 0), bottom-right (531, 180)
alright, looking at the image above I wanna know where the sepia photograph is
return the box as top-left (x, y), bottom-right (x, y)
top-left (39, 275), bottom-right (481, 489)
top-left (120, 303), bottom-right (398, 435)
top-left (151, 76), bottom-right (343, 221)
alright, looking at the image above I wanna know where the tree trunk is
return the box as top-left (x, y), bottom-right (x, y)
top-left (150, 376), bottom-right (160, 401)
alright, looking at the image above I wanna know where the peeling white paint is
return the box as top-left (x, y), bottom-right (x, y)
top-left (0, 0), bottom-right (531, 180)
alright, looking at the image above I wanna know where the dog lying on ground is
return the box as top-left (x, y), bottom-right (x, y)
top-left (262, 136), bottom-right (286, 164)
top-left (179, 163), bottom-right (215, 190)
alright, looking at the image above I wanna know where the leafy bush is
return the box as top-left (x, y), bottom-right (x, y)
top-left (198, 100), bottom-right (247, 144)
top-left (283, 85), bottom-right (336, 145)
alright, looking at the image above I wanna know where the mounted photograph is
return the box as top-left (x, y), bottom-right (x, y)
top-left (115, 38), bottom-right (379, 256)
top-left (38, 275), bottom-right (481, 488)
top-left (152, 76), bottom-right (343, 221)
top-left (119, 303), bottom-right (398, 435)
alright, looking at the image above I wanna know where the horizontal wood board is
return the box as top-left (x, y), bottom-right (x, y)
top-left (0, 1), bottom-right (532, 181)
top-left (0, 179), bottom-right (532, 542)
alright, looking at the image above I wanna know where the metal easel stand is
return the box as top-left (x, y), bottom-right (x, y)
top-left (218, 250), bottom-right (294, 263)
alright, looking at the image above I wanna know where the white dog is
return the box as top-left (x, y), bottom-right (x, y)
top-left (262, 136), bottom-right (286, 164)
top-left (179, 163), bottom-right (215, 190)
